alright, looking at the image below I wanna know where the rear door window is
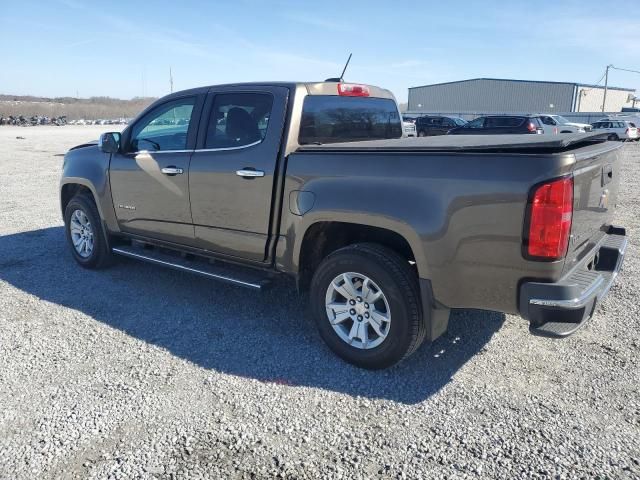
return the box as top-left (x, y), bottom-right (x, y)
top-left (299, 96), bottom-right (402, 144)
top-left (205, 93), bottom-right (273, 149)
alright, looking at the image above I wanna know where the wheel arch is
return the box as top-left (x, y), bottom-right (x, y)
top-left (60, 178), bottom-right (104, 218)
top-left (294, 219), bottom-right (427, 291)
top-left (60, 179), bottom-right (114, 246)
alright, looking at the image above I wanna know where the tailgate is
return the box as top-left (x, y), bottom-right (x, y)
top-left (564, 141), bottom-right (623, 273)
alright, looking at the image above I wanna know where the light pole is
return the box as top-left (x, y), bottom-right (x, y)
top-left (602, 64), bottom-right (613, 113)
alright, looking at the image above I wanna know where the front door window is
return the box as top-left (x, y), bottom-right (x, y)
top-left (130, 97), bottom-right (196, 152)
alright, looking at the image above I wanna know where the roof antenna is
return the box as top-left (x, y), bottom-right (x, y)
top-left (340, 53), bottom-right (352, 81)
top-left (325, 53), bottom-right (352, 82)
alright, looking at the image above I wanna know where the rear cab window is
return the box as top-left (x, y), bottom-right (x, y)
top-left (299, 96), bottom-right (402, 144)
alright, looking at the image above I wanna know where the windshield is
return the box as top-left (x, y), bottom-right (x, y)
top-left (453, 117), bottom-right (467, 126)
top-left (553, 115), bottom-right (571, 125)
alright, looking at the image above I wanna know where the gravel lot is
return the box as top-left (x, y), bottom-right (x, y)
top-left (0, 126), bottom-right (639, 479)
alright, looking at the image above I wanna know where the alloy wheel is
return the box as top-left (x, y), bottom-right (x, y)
top-left (324, 272), bottom-right (391, 349)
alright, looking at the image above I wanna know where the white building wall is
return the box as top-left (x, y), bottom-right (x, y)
top-left (575, 87), bottom-right (635, 112)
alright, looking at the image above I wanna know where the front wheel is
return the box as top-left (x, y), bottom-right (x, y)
top-left (310, 244), bottom-right (426, 369)
top-left (64, 194), bottom-right (114, 269)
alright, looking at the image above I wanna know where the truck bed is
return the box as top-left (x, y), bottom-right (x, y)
top-left (298, 132), bottom-right (609, 153)
top-left (286, 132), bottom-right (622, 315)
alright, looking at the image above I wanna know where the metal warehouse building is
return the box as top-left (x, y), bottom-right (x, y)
top-left (407, 78), bottom-right (637, 114)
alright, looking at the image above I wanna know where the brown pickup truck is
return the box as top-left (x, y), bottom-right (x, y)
top-left (60, 81), bottom-right (627, 369)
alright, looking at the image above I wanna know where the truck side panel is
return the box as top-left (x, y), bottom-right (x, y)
top-left (278, 150), bottom-right (576, 314)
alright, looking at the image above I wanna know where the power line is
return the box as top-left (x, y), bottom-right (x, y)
top-left (602, 64), bottom-right (640, 112)
top-left (580, 70), bottom-right (607, 94)
top-left (576, 68), bottom-right (608, 112)
top-left (578, 68), bottom-right (607, 98)
top-left (610, 65), bottom-right (640, 75)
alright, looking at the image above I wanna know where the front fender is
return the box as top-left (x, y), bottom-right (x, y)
top-left (60, 145), bottom-right (119, 234)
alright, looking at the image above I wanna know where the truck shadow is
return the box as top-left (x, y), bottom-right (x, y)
top-left (0, 227), bottom-right (505, 405)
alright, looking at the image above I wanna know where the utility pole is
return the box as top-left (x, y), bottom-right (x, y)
top-left (602, 64), bottom-right (613, 113)
top-left (169, 67), bottom-right (174, 93)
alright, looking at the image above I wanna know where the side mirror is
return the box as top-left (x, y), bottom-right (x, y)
top-left (98, 132), bottom-right (121, 153)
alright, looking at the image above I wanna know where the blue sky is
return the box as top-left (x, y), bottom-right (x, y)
top-left (1, 0), bottom-right (639, 102)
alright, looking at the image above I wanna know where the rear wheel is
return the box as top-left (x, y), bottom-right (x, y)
top-left (64, 194), bottom-right (113, 269)
top-left (607, 133), bottom-right (619, 141)
top-left (310, 243), bottom-right (426, 369)
top-left (417, 130), bottom-right (426, 137)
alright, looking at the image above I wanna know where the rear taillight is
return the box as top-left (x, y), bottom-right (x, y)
top-left (525, 176), bottom-right (573, 260)
top-left (625, 128), bottom-right (629, 134)
top-left (337, 83), bottom-right (370, 97)
top-left (527, 121), bottom-right (537, 132)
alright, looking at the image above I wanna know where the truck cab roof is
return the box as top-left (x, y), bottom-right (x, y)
top-left (160, 82), bottom-right (396, 101)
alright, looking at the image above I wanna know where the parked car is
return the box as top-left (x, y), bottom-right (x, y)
top-left (415, 115), bottom-right (466, 136)
top-left (403, 121), bottom-right (417, 137)
top-left (604, 115), bottom-right (640, 135)
top-left (538, 114), bottom-right (592, 134)
top-left (591, 119), bottom-right (639, 141)
top-left (447, 115), bottom-right (543, 135)
top-left (60, 81), bottom-right (626, 369)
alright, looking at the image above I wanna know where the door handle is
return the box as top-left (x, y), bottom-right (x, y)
top-left (603, 164), bottom-right (613, 185)
top-left (161, 167), bottom-right (184, 175)
top-left (236, 169), bottom-right (265, 178)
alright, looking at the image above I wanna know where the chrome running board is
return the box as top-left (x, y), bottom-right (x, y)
top-left (112, 245), bottom-right (269, 290)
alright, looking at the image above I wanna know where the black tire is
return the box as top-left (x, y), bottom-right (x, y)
top-left (310, 243), bottom-right (426, 369)
top-left (64, 194), bottom-right (114, 269)
top-left (608, 133), bottom-right (619, 141)
top-left (417, 130), bottom-right (426, 137)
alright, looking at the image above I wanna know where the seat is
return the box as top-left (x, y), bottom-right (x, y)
top-left (226, 107), bottom-right (261, 146)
